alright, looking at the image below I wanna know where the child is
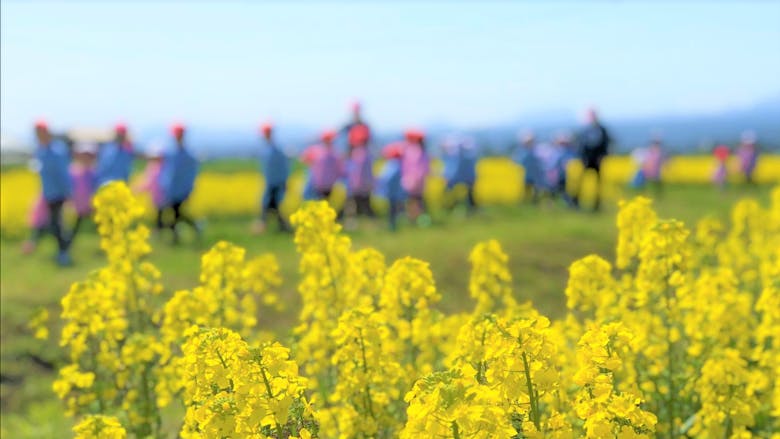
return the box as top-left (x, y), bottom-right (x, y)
top-left (442, 135), bottom-right (478, 212)
top-left (21, 195), bottom-right (50, 255)
top-left (737, 131), bottom-right (759, 184)
top-left (254, 122), bottom-right (290, 233)
top-left (642, 139), bottom-right (665, 193)
top-left (133, 144), bottom-right (165, 233)
top-left (159, 123), bottom-right (200, 244)
top-left (301, 174), bottom-right (318, 201)
top-left (513, 130), bottom-right (542, 203)
top-left (345, 127), bottom-right (375, 222)
top-left (712, 144), bottom-right (730, 189)
top-left (68, 142), bottom-right (98, 245)
top-left (400, 129), bottom-right (430, 224)
top-left (551, 132), bottom-right (577, 207)
top-left (301, 130), bottom-right (344, 200)
top-left (535, 140), bottom-right (561, 197)
top-left (96, 123), bottom-right (134, 186)
top-left (31, 120), bottom-right (73, 265)
top-left (376, 142), bottom-right (406, 231)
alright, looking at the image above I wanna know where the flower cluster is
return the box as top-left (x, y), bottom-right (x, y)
top-left (55, 183), bottom-right (288, 438)
top-left (179, 327), bottom-right (314, 438)
top-left (469, 240), bottom-right (517, 315)
top-left (55, 182), bottom-right (164, 437)
top-left (51, 183), bottom-right (780, 438)
top-left (72, 415), bottom-right (127, 439)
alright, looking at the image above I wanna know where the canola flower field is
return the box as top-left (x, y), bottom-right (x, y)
top-left (12, 181), bottom-right (778, 438)
top-left (2, 155), bottom-right (779, 238)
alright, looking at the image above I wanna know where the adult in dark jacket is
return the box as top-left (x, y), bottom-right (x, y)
top-left (574, 108), bottom-right (611, 211)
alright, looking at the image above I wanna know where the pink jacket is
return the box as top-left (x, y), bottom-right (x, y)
top-left (400, 142), bottom-right (430, 196)
top-left (136, 161), bottom-right (164, 207)
top-left (29, 196), bottom-right (49, 229)
top-left (303, 144), bottom-right (344, 192)
top-left (70, 165), bottom-right (96, 216)
top-left (346, 146), bottom-right (374, 195)
top-left (642, 148), bottom-right (664, 180)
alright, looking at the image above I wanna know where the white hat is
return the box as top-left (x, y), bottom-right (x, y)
top-left (555, 131), bottom-right (572, 144)
top-left (741, 130), bottom-right (757, 144)
top-left (145, 139), bottom-right (166, 157)
top-left (74, 142), bottom-right (98, 154)
top-left (518, 129), bottom-right (535, 144)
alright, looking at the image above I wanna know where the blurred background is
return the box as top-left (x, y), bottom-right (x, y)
top-left (1, 2), bottom-right (780, 436)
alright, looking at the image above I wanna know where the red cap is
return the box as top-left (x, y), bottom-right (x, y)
top-left (115, 123), bottom-right (128, 135)
top-left (301, 146), bottom-right (318, 164)
top-left (171, 123), bottom-right (185, 137)
top-left (260, 122), bottom-right (273, 137)
top-left (34, 119), bottom-right (48, 131)
top-left (714, 145), bottom-right (730, 160)
top-left (404, 129), bottom-right (424, 142)
top-left (321, 129), bottom-right (337, 143)
top-left (382, 141), bottom-right (405, 159)
top-left (348, 124), bottom-right (370, 147)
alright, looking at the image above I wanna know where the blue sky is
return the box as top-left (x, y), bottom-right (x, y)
top-left (2, 1), bottom-right (779, 138)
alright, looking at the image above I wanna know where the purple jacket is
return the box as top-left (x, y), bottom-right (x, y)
top-left (401, 143), bottom-right (430, 196)
top-left (346, 146), bottom-right (374, 195)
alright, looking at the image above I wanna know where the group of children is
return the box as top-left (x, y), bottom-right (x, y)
top-left (25, 103), bottom-right (765, 266)
top-left (24, 121), bottom-right (200, 265)
top-left (25, 102), bottom-right (478, 266)
top-left (515, 109), bottom-right (614, 211)
top-left (513, 130), bottom-right (579, 207)
top-left (628, 130), bottom-right (761, 193)
top-left (256, 103), bottom-right (453, 232)
top-left (711, 131), bottom-right (761, 188)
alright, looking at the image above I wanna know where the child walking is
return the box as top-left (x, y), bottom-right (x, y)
top-left (96, 123), bottom-right (134, 186)
top-left (159, 123), bottom-right (200, 244)
top-left (400, 129), bottom-right (430, 224)
top-left (301, 130), bottom-right (344, 200)
top-left (132, 145), bottom-right (166, 233)
top-left (67, 142), bottom-right (98, 245)
top-left (712, 144), bottom-right (730, 189)
top-left (513, 130), bottom-right (542, 203)
top-left (21, 196), bottom-right (50, 255)
top-left (737, 131), bottom-right (759, 185)
top-left (344, 126), bottom-right (375, 221)
top-left (442, 135), bottom-right (478, 212)
top-left (376, 142), bottom-right (406, 231)
top-left (30, 120), bottom-right (73, 265)
top-left (254, 122), bottom-right (290, 233)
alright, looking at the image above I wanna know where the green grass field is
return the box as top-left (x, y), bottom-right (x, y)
top-left (0, 184), bottom-right (772, 436)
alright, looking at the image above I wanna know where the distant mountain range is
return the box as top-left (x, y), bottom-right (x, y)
top-left (180, 97), bottom-right (780, 158)
top-left (3, 98), bottom-right (779, 162)
top-left (457, 97), bottom-right (780, 156)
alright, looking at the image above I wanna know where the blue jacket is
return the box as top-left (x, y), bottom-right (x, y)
top-left (557, 149), bottom-right (577, 181)
top-left (36, 140), bottom-right (72, 201)
top-left (259, 140), bottom-right (290, 187)
top-left (513, 146), bottom-right (543, 185)
top-left (302, 173), bottom-right (318, 200)
top-left (96, 141), bottom-right (134, 185)
top-left (159, 146), bottom-right (199, 204)
top-left (376, 159), bottom-right (405, 202)
top-left (443, 148), bottom-right (477, 187)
